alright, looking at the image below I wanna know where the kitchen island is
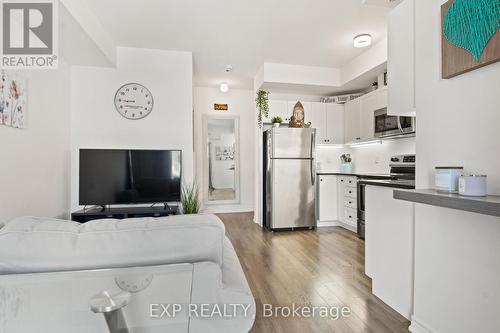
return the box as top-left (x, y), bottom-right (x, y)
top-left (394, 189), bottom-right (500, 333)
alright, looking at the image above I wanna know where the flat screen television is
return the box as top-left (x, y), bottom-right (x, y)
top-left (79, 149), bottom-right (182, 205)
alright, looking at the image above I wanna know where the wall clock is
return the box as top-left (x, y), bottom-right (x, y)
top-left (114, 83), bottom-right (154, 120)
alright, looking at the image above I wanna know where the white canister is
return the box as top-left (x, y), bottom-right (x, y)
top-left (459, 175), bottom-right (487, 197)
top-left (435, 167), bottom-right (464, 193)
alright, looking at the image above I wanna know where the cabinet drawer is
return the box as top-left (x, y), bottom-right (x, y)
top-left (344, 208), bottom-right (357, 227)
top-left (344, 186), bottom-right (357, 198)
top-left (339, 177), bottom-right (357, 186)
top-left (344, 197), bottom-right (357, 209)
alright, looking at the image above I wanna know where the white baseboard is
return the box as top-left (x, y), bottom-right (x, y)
top-left (317, 221), bottom-right (358, 234)
top-left (201, 206), bottom-right (254, 214)
top-left (317, 221), bottom-right (341, 228)
top-left (339, 222), bottom-right (357, 233)
top-left (409, 316), bottom-right (436, 333)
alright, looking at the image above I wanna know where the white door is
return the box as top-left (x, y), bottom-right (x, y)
top-left (344, 99), bottom-right (362, 143)
top-left (318, 175), bottom-right (338, 221)
top-left (326, 103), bottom-right (345, 144)
top-left (360, 93), bottom-right (377, 140)
top-left (310, 103), bottom-right (327, 144)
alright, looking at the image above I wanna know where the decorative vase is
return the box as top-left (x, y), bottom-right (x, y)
top-left (273, 123), bottom-right (281, 128)
top-left (340, 163), bottom-right (353, 174)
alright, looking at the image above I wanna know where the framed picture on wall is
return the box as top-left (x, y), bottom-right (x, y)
top-left (0, 71), bottom-right (28, 129)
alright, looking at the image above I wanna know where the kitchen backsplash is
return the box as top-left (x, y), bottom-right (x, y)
top-left (317, 137), bottom-right (416, 174)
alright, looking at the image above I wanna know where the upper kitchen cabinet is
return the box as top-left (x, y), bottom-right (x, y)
top-left (310, 103), bottom-right (328, 144)
top-left (360, 93), bottom-right (378, 140)
top-left (325, 103), bottom-right (344, 145)
top-left (267, 100), bottom-right (288, 123)
top-left (387, 0), bottom-right (416, 116)
top-left (308, 102), bottom-right (344, 145)
top-left (344, 98), bottom-right (362, 143)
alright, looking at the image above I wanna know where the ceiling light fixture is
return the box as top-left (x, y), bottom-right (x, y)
top-left (349, 139), bottom-right (382, 148)
top-left (220, 82), bottom-right (229, 93)
top-left (353, 34), bottom-right (372, 48)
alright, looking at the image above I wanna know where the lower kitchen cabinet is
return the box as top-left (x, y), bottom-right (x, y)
top-left (365, 185), bottom-right (414, 319)
top-left (317, 175), bottom-right (358, 231)
top-left (317, 175), bottom-right (338, 222)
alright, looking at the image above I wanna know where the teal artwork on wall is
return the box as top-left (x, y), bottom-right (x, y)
top-left (443, 0), bottom-right (500, 62)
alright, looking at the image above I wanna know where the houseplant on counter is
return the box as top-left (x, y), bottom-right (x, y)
top-left (256, 90), bottom-right (269, 128)
top-left (340, 154), bottom-right (353, 173)
top-left (271, 116), bottom-right (283, 128)
top-left (181, 182), bottom-right (201, 214)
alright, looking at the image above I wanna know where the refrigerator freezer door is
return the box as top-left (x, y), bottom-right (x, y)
top-left (269, 159), bottom-right (315, 229)
top-left (270, 128), bottom-right (315, 159)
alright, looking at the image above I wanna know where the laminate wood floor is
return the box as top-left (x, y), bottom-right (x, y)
top-left (217, 212), bottom-right (410, 333)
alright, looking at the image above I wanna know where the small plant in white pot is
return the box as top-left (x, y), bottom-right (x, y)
top-left (271, 116), bottom-right (283, 128)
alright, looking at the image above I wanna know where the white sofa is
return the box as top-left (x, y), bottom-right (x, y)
top-left (0, 215), bottom-right (255, 333)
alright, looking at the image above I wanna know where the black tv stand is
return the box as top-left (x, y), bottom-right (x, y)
top-left (71, 205), bottom-right (179, 223)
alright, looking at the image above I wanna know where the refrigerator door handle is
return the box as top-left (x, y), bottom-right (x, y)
top-left (310, 130), bottom-right (316, 159)
top-left (310, 129), bottom-right (316, 186)
top-left (310, 158), bottom-right (316, 186)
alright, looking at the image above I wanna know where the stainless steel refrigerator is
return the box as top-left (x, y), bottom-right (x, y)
top-left (263, 127), bottom-right (316, 230)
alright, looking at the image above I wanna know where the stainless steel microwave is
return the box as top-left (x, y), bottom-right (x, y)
top-left (374, 108), bottom-right (416, 138)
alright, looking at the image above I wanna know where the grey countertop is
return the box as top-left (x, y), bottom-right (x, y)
top-left (394, 189), bottom-right (500, 218)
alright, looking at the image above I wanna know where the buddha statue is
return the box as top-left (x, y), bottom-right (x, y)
top-left (289, 101), bottom-right (305, 128)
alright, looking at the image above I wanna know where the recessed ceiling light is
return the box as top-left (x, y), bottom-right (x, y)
top-left (353, 34), bottom-right (372, 48)
top-left (220, 82), bottom-right (229, 93)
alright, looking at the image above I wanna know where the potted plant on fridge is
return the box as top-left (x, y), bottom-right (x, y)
top-left (271, 116), bottom-right (283, 128)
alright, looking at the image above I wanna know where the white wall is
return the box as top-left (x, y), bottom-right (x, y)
top-left (70, 47), bottom-right (193, 211)
top-left (411, 1), bottom-right (500, 332)
top-left (194, 87), bottom-right (254, 213)
top-left (0, 64), bottom-right (71, 223)
top-left (350, 137), bottom-right (415, 173)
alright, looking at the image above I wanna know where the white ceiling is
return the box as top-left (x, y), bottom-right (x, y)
top-left (85, 0), bottom-right (392, 90)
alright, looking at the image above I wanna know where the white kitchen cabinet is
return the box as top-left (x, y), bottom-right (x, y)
top-left (310, 103), bottom-right (328, 144)
top-left (337, 176), bottom-right (358, 231)
top-left (267, 100), bottom-right (288, 123)
top-left (360, 93), bottom-right (378, 140)
top-left (376, 86), bottom-right (388, 110)
top-left (365, 185), bottom-right (414, 319)
top-left (344, 98), bottom-right (362, 143)
top-left (387, 0), bottom-right (416, 116)
top-left (317, 175), bottom-right (338, 222)
top-left (303, 102), bottom-right (345, 145)
top-left (326, 103), bottom-right (345, 144)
